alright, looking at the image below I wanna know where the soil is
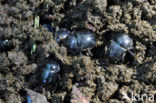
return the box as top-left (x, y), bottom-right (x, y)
top-left (0, 0), bottom-right (156, 103)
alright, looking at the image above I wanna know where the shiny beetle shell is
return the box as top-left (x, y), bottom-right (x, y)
top-left (55, 29), bottom-right (70, 43)
top-left (41, 61), bottom-right (60, 84)
top-left (65, 30), bottom-right (96, 53)
top-left (105, 40), bottom-right (126, 61)
top-left (105, 34), bottom-right (133, 62)
top-left (115, 34), bottom-right (133, 49)
top-left (76, 31), bottom-right (96, 50)
top-left (65, 35), bottom-right (78, 51)
top-left (0, 40), bottom-right (9, 51)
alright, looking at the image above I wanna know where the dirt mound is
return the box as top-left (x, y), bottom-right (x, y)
top-left (0, 0), bottom-right (156, 103)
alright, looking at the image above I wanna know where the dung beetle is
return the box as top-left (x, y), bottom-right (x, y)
top-left (55, 29), bottom-right (71, 43)
top-left (42, 25), bottom-right (70, 43)
top-left (105, 34), bottom-right (133, 62)
top-left (65, 30), bottom-right (96, 54)
top-left (40, 61), bottom-right (60, 84)
top-left (0, 39), bottom-right (9, 51)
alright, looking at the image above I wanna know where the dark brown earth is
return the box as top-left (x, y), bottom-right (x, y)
top-left (0, 0), bottom-right (156, 103)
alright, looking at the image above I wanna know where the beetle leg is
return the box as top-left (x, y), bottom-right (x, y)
top-left (121, 56), bottom-right (125, 62)
top-left (86, 49), bottom-right (93, 56)
top-left (79, 51), bottom-right (83, 56)
top-left (130, 46), bottom-right (134, 50)
top-left (128, 50), bottom-right (134, 57)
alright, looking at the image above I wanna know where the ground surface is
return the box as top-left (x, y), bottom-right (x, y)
top-left (0, 0), bottom-right (156, 103)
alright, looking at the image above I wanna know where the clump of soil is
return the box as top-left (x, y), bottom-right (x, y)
top-left (0, 0), bottom-right (156, 103)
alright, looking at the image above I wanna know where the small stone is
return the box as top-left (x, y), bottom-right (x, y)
top-left (26, 88), bottom-right (49, 103)
top-left (71, 86), bottom-right (89, 103)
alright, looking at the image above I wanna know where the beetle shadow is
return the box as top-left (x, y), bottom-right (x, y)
top-left (135, 60), bottom-right (156, 85)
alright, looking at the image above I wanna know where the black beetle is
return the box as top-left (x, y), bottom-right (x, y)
top-left (105, 34), bottom-right (133, 62)
top-left (65, 30), bottom-right (96, 54)
top-left (0, 40), bottom-right (9, 51)
top-left (42, 25), bottom-right (69, 43)
top-left (45, 27), bottom-right (96, 55)
top-left (55, 28), bottom-right (71, 43)
top-left (40, 61), bottom-right (60, 84)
